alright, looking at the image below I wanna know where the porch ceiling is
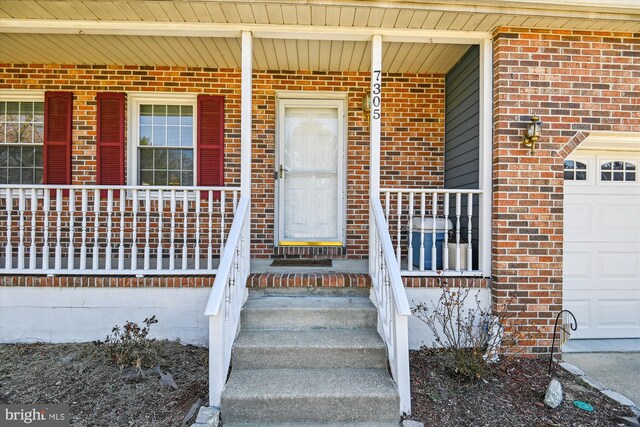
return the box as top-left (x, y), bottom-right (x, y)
top-left (0, 0), bottom-right (638, 72)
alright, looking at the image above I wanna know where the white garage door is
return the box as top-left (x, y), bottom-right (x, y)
top-left (564, 151), bottom-right (640, 339)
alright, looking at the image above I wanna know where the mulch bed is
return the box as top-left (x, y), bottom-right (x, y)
top-left (405, 348), bottom-right (636, 426)
top-left (0, 341), bottom-right (208, 426)
top-left (1, 343), bottom-right (636, 426)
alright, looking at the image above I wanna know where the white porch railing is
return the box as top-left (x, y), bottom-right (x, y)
top-left (370, 197), bottom-right (411, 415)
top-left (1, 184), bottom-right (240, 275)
top-left (381, 188), bottom-right (484, 276)
top-left (204, 195), bottom-right (250, 408)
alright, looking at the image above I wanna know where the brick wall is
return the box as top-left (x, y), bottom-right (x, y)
top-left (0, 64), bottom-right (446, 259)
top-left (492, 28), bottom-right (640, 355)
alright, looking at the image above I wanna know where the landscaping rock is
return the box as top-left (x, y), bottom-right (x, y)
top-left (544, 378), bottom-right (563, 409)
top-left (602, 389), bottom-right (637, 408)
top-left (559, 362), bottom-right (585, 377)
top-left (402, 420), bottom-right (425, 427)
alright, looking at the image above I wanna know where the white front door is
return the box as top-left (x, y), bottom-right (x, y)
top-left (277, 98), bottom-right (345, 246)
top-left (564, 150), bottom-right (640, 339)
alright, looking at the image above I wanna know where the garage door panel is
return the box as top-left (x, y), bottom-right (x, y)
top-left (598, 252), bottom-right (639, 278)
top-left (565, 290), bottom-right (640, 339)
top-left (563, 251), bottom-right (591, 279)
top-left (564, 150), bottom-right (640, 339)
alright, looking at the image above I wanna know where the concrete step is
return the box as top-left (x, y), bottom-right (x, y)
top-left (247, 272), bottom-right (370, 288)
top-left (221, 368), bottom-right (400, 423)
top-left (241, 295), bottom-right (377, 330)
top-left (232, 328), bottom-right (387, 369)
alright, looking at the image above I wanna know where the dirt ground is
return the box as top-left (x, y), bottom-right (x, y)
top-left (0, 341), bottom-right (208, 426)
top-left (405, 348), bottom-right (637, 426)
top-left (1, 343), bottom-right (636, 426)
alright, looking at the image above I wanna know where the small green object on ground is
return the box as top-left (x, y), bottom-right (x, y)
top-left (574, 400), bottom-right (594, 412)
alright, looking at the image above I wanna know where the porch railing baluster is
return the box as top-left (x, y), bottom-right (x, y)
top-left (1, 184), bottom-right (239, 276)
top-left (68, 189), bottom-right (75, 270)
top-left (29, 191), bottom-right (37, 270)
top-left (157, 189), bottom-right (164, 271)
top-left (379, 188), bottom-right (483, 277)
top-left (17, 188), bottom-right (25, 269)
top-left (4, 189), bottom-right (12, 269)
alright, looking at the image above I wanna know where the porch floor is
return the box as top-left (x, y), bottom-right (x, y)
top-left (250, 258), bottom-right (368, 274)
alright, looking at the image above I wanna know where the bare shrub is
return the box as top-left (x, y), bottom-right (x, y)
top-left (98, 315), bottom-right (160, 370)
top-left (412, 278), bottom-right (537, 381)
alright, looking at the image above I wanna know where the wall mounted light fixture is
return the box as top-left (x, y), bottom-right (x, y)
top-left (522, 115), bottom-right (542, 155)
top-left (362, 93), bottom-right (371, 118)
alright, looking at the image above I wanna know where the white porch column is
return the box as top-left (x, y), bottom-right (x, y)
top-left (241, 31), bottom-right (252, 197)
top-left (478, 38), bottom-right (492, 275)
top-left (369, 34), bottom-right (382, 198)
top-left (241, 31), bottom-right (252, 264)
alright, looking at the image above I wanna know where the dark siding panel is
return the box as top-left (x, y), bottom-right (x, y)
top-left (445, 45), bottom-right (480, 269)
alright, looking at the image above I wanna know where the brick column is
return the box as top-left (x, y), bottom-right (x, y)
top-left (491, 28), bottom-right (639, 355)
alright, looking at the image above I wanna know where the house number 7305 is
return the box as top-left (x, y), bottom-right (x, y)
top-left (372, 70), bottom-right (381, 120)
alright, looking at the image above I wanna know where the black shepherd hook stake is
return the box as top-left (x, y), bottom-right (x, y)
top-left (548, 309), bottom-right (577, 376)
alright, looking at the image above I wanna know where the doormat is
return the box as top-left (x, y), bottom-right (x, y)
top-left (270, 259), bottom-right (332, 267)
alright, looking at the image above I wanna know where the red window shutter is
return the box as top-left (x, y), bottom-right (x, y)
top-left (96, 92), bottom-right (125, 196)
top-left (43, 91), bottom-right (73, 187)
top-left (197, 95), bottom-right (224, 199)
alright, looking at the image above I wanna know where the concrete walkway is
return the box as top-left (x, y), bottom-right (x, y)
top-left (562, 340), bottom-right (640, 408)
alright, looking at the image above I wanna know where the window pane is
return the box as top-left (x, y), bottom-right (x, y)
top-left (168, 149), bottom-right (181, 170)
top-left (576, 162), bottom-right (587, 170)
top-left (19, 102), bottom-right (34, 122)
top-left (154, 149), bottom-right (168, 169)
top-left (181, 105), bottom-right (193, 125)
top-left (627, 172), bottom-right (636, 181)
top-left (140, 149), bottom-right (154, 169)
top-left (153, 126), bottom-right (166, 146)
top-left (575, 171), bottom-right (587, 181)
top-left (0, 146), bottom-right (7, 167)
top-left (6, 123), bottom-right (18, 143)
top-left (167, 126), bottom-right (180, 146)
top-left (34, 124), bottom-right (44, 144)
top-left (6, 102), bottom-right (19, 118)
top-left (140, 126), bottom-right (152, 145)
top-left (22, 146), bottom-right (34, 167)
top-left (0, 170), bottom-right (6, 184)
top-left (153, 105), bottom-right (166, 125)
top-left (8, 146), bottom-right (21, 167)
top-left (168, 171), bottom-right (181, 186)
top-left (613, 172), bottom-right (624, 181)
top-left (22, 168), bottom-right (33, 184)
top-left (181, 126), bottom-right (193, 147)
top-left (601, 162), bottom-right (612, 171)
top-left (34, 102), bottom-right (44, 122)
top-left (564, 171), bottom-right (574, 180)
top-left (601, 171), bottom-right (612, 181)
top-left (155, 171), bottom-right (167, 185)
top-left (34, 146), bottom-right (42, 167)
top-left (20, 123), bottom-right (34, 144)
top-left (182, 150), bottom-right (193, 170)
top-left (8, 167), bottom-right (20, 183)
top-left (140, 105), bottom-right (153, 125)
top-left (627, 163), bottom-right (636, 171)
top-left (564, 160), bottom-right (574, 169)
top-left (167, 105), bottom-right (180, 125)
top-left (613, 161), bottom-right (625, 170)
top-left (0, 102), bottom-right (5, 122)
top-left (140, 170), bottom-right (153, 186)
top-left (182, 171), bottom-right (193, 186)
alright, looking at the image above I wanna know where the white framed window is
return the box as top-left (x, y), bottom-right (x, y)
top-left (564, 159), bottom-right (588, 181)
top-left (599, 159), bottom-right (637, 183)
top-left (128, 93), bottom-right (197, 187)
top-left (0, 91), bottom-right (45, 184)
